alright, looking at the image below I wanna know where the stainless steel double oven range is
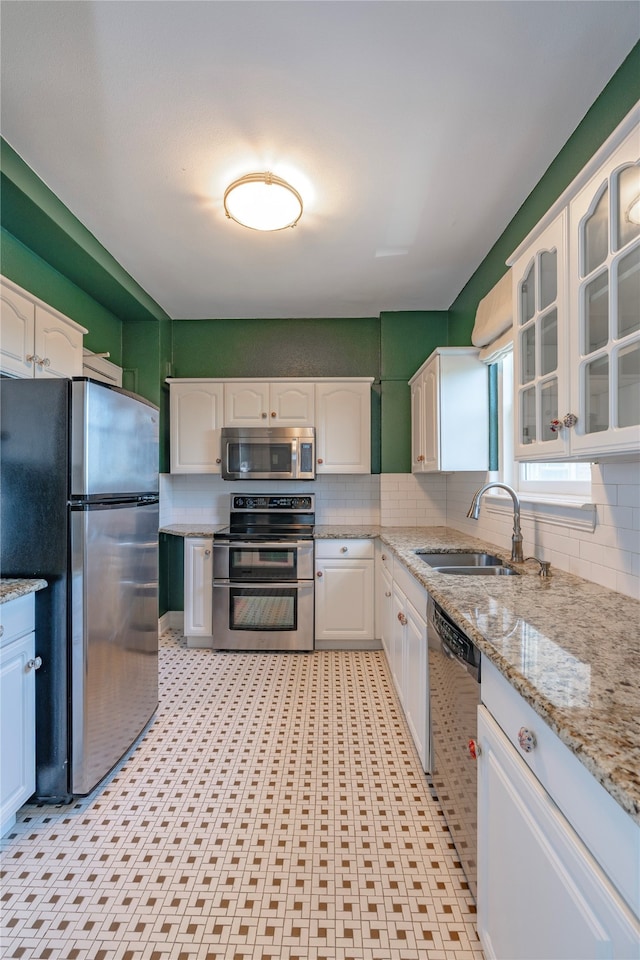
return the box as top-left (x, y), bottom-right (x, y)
top-left (212, 494), bottom-right (315, 651)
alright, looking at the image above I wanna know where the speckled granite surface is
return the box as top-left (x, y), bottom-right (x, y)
top-left (161, 520), bottom-right (640, 823)
top-left (160, 524), bottom-right (226, 537)
top-left (0, 579), bottom-right (47, 604)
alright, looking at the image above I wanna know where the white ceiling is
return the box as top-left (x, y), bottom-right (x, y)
top-left (1, 1), bottom-right (639, 320)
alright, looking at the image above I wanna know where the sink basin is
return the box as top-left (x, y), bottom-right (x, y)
top-left (417, 552), bottom-right (505, 567)
top-left (415, 552), bottom-right (519, 576)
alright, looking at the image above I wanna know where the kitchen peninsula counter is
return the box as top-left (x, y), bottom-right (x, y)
top-left (0, 579), bottom-right (47, 604)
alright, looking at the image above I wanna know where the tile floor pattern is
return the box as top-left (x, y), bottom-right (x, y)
top-left (1, 633), bottom-right (484, 960)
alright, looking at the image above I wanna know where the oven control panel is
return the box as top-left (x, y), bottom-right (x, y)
top-left (232, 495), bottom-right (314, 511)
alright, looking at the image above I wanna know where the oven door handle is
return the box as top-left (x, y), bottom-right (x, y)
top-left (212, 579), bottom-right (313, 589)
top-left (215, 540), bottom-right (313, 550)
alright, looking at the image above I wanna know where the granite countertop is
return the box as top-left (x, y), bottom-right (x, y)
top-left (0, 579), bottom-right (48, 604)
top-left (375, 526), bottom-right (640, 826)
top-left (160, 524), bottom-right (227, 537)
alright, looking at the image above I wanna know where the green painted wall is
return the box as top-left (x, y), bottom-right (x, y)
top-left (159, 533), bottom-right (184, 615)
top-left (172, 317), bottom-right (379, 379)
top-left (448, 42), bottom-right (640, 346)
top-left (1, 227), bottom-right (124, 363)
top-left (380, 311), bottom-right (449, 472)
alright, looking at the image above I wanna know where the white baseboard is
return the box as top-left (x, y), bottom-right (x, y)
top-left (158, 611), bottom-right (184, 635)
top-left (314, 639), bottom-right (383, 651)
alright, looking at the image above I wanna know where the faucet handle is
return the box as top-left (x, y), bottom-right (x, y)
top-left (524, 557), bottom-right (551, 577)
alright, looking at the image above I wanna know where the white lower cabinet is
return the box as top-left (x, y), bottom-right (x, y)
top-left (1, 594), bottom-right (38, 837)
top-left (184, 538), bottom-right (214, 647)
top-left (314, 539), bottom-right (374, 646)
top-left (478, 660), bottom-right (640, 960)
top-left (376, 544), bottom-right (394, 661)
top-left (389, 561), bottom-right (430, 772)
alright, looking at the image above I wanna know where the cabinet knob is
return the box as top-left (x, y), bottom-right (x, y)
top-left (216, 458), bottom-right (221, 464)
top-left (204, 549), bottom-right (211, 557)
top-left (468, 739), bottom-right (480, 760)
top-left (261, 412), bottom-right (267, 418)
top-left (340, 546), bottom-right (348, 553)
top-left (317, 458), bottom-right (323, 464)
top-left (385, 591), bottom-right (391, 598)
top-left (381, 554), bottom-right (387, 561)
top-left (316, 570), bottom-right (323, 578)
top-left (26, 354), bottom-right (37, 364)
top-left (397, 612), bottom-right (407, 625)
top-left (416, 455), bottom-right (425, 462)
top-left (39, 357), bottom-right (51, 368)
top-left (517, 726), bottom-right (537, 753)
top-left (549, 413), bottom-right (578, 433)
top-left (27, 656), bottom-right (43, 671)
top-left (271, 411), bottom-right (276, 418)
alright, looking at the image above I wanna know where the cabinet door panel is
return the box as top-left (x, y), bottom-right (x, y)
top-left (184, 539), bottom-right (213, 636)
top-left (1, 632), bottom-right (36, 834)
top-left (269, 382), bottom-right (314, 425)
top-left (478, 707), bottom-right (639, 960)
top-left (0, 281), bottom-right (35, 378)
top-left (315, 382), bottom-right (371, 474)
top-left (34, 306), bottom-right (84, 378)
top-left (315, 558), bottom-right (374, 641)
top-left (170, 383), bottom-right (224, 473)
top-left (224, 383), bottom-right (269, 425)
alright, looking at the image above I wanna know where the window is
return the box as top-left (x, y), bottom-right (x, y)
top-left (499, 351), bottom-right (591, 499)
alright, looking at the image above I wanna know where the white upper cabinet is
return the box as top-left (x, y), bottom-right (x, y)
top-left (167, 377), bottom-right (373, 475)
top-left (223, 380), bottom-right (314, 426)
top-left (512, 212), bottom-right (570, 459)
top-left (315, 379), bottom-right (372, 474)
top-left (169, 380), bottom-right (224, 473)
top-left (0, 277), bottom-right (86, 380)
top-left (510, 108), bottom-right (640, 461)
top-left (410, 347), bottom-right (489, 472)
top-left (568, 127), bottom-right (640, 457)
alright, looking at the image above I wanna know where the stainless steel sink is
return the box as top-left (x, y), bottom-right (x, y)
top-left (416, 552), bottom-right (504, 567)
top-left (415, 551), bottom-right (519, 576)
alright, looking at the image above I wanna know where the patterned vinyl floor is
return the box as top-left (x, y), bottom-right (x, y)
top-left (1, 632), bottom-right (484, 960)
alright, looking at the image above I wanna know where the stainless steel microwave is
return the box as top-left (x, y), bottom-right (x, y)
top-left (220, 426), bottom-right (315, 481)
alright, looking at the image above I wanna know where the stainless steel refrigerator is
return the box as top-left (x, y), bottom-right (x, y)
top-left (0, 377), bottom-right (159, 801)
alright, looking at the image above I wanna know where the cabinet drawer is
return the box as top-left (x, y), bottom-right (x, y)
top-left (482, 657), bottom-right (639, 916)
top-left (0, 594), bottom-right (35, 648)
top-left (315, 539), bottom-right (374, 560)
top-left (393, 558), bottom-right (428, 617)
top-left (376, 541), bottom-right (394, 577)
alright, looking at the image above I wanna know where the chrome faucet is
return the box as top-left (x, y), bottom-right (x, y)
top-left (466, 482), bottom-right (524, 563)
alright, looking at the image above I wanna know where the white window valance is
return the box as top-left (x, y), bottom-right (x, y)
top-left (471, 268), bottom-right (513, 364)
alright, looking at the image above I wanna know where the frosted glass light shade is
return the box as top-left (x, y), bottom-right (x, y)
top-left (223, 173), bottom-right (303, 231)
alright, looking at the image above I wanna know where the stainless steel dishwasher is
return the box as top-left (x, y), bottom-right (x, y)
top-left (427, 596), bottom-right (481, 901)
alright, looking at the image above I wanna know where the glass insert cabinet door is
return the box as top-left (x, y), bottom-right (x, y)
top-left (513, 211), bottom-right (570, 460)
top-left (568, 125), bottom-right (640, 457)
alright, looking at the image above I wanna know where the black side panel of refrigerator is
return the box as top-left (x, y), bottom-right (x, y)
top-left (0, 378), bottom-right (72, 800)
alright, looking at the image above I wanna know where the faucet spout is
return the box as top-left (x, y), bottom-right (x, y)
top-left (466, 482), bottom-right (524, 563)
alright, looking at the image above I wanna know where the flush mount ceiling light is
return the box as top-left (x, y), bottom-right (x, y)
top-left (223, 172), bottom-right (303, 231)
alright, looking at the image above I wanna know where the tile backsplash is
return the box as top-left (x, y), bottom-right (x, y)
top-left (161, 459), bottom-right (639, 599)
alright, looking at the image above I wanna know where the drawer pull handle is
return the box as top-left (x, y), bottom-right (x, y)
top-left (340, 546), bottom-right (348, 553)
top-left (468, 739), bottom-right (480, 760)
top-left (517, 726), bottom-right (537, 753)
top-left (27, 656), bottom-right (43, 671)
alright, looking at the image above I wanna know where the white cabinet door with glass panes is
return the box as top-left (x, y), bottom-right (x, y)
top-left (568, 125), bottom-right (640, 457)
top-left (512, 211), bottom-right (570, 460)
